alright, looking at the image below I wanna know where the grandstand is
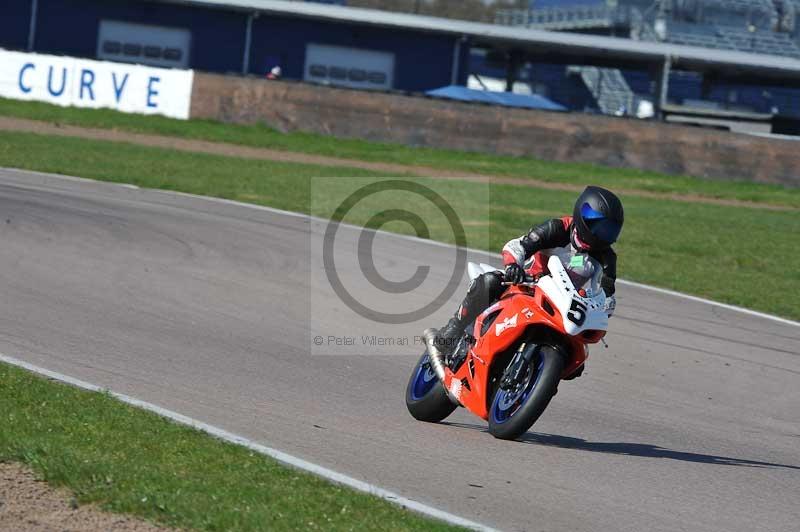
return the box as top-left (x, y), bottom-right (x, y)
top-left (497, 0), bottom-right (800, 56)
top-left (493, 0), bottom-right (800, 125)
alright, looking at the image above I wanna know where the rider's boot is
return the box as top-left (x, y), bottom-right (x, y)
top-left (428, 317), bottom-right (464, 358)
top-left (424, 271), bottom-right (505, 379)
top-left (423, 317), bottom-right (464, 384)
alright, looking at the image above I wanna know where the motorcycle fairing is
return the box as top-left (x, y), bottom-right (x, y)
top-left (439, 287), bottom-right (577, 420)
top-left (441, 257), bottom-right (607, 420)
top-left (536, 255), bottom-right (608, 336)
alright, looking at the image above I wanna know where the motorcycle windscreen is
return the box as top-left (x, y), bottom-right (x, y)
top-left (549, 248), bottom-right (599, 292)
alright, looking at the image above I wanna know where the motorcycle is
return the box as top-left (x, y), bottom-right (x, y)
top-left (406, 251), bottom-right (611, 440)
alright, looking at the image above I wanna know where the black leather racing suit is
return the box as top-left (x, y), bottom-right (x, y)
top-left (448, 216), bottom-right (617, 339)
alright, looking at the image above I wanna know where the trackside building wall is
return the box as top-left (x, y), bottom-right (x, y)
top-left (248, 16), bottom-right (465, 91)
top-left (1, 0), bottom-right (33, 51)
top-left (30, 0), bottom-right (248, 74)
top-left (1, 0), bottom-right (466, 92)
top-left (191, 73), bottom-right (800, 185)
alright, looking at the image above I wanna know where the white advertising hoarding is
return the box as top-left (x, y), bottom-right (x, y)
top-left (0, 49), bottom-right (194, 119)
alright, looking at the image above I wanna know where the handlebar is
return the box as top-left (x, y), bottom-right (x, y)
top-left (502, 274), bottom-right (536, 287)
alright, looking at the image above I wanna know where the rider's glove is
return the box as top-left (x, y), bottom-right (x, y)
top-left (605, 295), bottom-right (616, 317)
top-left (504, 263), bottom-right (525, 285)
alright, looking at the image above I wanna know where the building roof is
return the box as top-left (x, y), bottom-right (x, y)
top-left (426, 85), bottom-right (568, 111)
top-left (162, 0), bottom-right (800, 78)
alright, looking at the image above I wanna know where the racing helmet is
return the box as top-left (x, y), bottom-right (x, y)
top-left (571, 186), bottom-right (624, 251)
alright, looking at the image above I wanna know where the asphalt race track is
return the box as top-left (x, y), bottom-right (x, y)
top-left (1, 168), bottom-right (798, 532)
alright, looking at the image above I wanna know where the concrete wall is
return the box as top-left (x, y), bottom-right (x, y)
top-left (191, 72), bottom-right (800, 186)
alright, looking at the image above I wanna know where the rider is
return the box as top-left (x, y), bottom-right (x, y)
top-left (425, 186), bottom-right (624, 357)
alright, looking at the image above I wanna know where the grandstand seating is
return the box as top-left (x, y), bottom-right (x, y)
top-left (661, 21), bottom-right (800, 57)
top-left (533, 0), bottom-right (606, 7)
top-left (526, 63), bottom-right (596, 110)
top-left (701, 0), bottom-right (778, 29)
top-left (493, 0), bottom-right (800, 118)
top-left (718, 25), bottom-right (800, 56)
top-left (498, 1), bottom-right (800, 57)
top-left (653, 0), bottom-right (800, 57)
top-left (569, 66), bottom-right (636, 114)
top-left (495, 5), bottom-right (626, 30)
top-left (662, 21), bottom-right (726, 48)
top-left (468, 51), bottom-right (596, 111)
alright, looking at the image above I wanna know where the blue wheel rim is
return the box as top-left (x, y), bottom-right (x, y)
top-left (410, 355), bottom-right (438, 401)
top-left (490, 354), bottom-right (545, 425)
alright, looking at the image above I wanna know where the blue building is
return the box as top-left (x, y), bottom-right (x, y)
top-left (4, 0), bottom-right (800, 131)
top-left (1, 0), bottom-right (466, 93)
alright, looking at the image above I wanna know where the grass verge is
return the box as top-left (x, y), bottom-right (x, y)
top-left (1, 98), bottom-right (798, 208)
top-left (1, 130), bottom-right (798, 320)
top-left (0, 362), bottom-right (461, 531)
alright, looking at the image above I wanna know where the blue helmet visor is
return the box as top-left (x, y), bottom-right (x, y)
top-left (581, 202), bottom-right (622, 244)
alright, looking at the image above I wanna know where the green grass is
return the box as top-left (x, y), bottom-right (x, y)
top-left (0, 363), bottom-right (461, 531)
top-left (2, 98), bottom-right (799, 209)
top-left (1, 130), bottom-right (798, 321)
top-left (490, 186), bottom-right (800, 320)
top-left (0, 119), bottom-right (797, 531)
top-left (0, 131), bottom-right (397, 215)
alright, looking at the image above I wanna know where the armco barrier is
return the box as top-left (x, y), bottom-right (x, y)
top-left (0, 49), bottom-right (194, 120)
top-left (191, 72), bottom-right (800, 186)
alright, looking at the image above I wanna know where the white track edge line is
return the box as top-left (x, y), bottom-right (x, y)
top-left (5, 167), bottom-right (800, 328)
top-left (0, 352), bottom-right (497, 532)
top-left (611, 279), bottom-right (800, 327)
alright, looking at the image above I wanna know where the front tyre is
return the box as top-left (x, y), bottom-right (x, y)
top-left (488, 345), bottom-right (565, 440)
top-left (405, 352), bottom-right (457, 423)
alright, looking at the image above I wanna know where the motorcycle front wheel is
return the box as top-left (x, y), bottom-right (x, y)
top-left (488, 344), bottom-right (564, 440)
top-left (405, 352), bottom-right (457, 423)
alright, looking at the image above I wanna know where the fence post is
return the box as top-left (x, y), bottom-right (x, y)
top-left (27, 0), bottom-right (39, 52)
top-left (242, 12), bottom-right (255, 75)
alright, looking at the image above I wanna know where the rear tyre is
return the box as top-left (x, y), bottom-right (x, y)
top-left (405, 352), bottom-right (457, 423)
top-left (488, 344), bottom-right (564, 440)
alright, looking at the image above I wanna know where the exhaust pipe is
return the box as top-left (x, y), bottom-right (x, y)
top-left (422, 328), bottom-right (447, 382)
top-left (423, 328), bottom-right (462, 405)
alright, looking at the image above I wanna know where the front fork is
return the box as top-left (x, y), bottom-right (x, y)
top-left (500, 342), bottom-right (536, 391)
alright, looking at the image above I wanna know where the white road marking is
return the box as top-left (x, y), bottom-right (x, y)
top-left (0, 353), bottom-right (498, 532)
top-left (1, 167), bottom-right (797, 530)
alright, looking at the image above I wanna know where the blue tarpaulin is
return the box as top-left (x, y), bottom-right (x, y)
top-left (426, 85), bottom-right (567, 111)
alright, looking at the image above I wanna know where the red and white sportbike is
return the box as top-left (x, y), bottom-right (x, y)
top-left (406, 250), bottom-right (611, 440)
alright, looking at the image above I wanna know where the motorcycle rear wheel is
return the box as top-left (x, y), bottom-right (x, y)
top-left (405, 352), bottom-right (458, 423)
top-left (488, 344), bottom-right (564, 440)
